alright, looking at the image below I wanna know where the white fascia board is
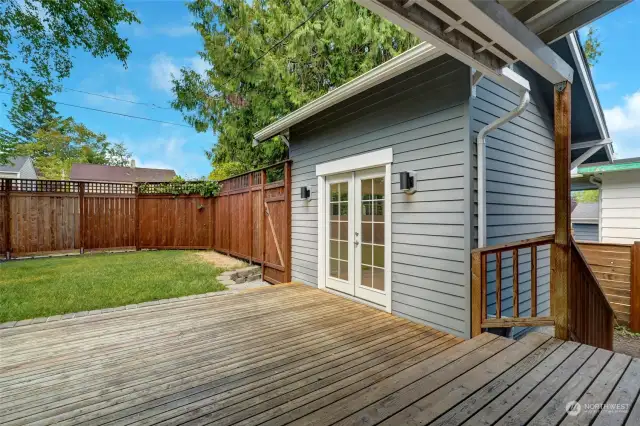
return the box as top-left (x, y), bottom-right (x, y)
top-left (253, 42), bottom-right (441, 142)
top-left (567, 32), bottom-right (609, 141)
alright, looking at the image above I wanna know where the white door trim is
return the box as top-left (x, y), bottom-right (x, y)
top-left (315, 148), bottom-right (393, 177)
top-left (316, 148), bottom-right (393, 312)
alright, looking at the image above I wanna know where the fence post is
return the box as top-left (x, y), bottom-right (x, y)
top-left (135, 184), bottom-right (140, 251)
top-left (79, 182), bottom-right (85, 254)
top-left (261, 169), bottom-right (267, 281)
top-left (4, 178), bottom-right (10, 260)
top-left (284, 161), bottom-right (292, 282)
top-left (631, 241), bottom-right (640, 332)
top-left (209, 197), bottom-right (214, 249)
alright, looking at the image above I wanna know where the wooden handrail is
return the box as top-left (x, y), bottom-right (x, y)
top-left (472, 235), bottom-right (555, 336)
top-left (471, 234), bottom-right (555, 255)
top-left (569, 238), bottom-right (615, 350)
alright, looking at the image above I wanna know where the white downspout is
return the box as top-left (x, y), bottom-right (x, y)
top-left (477, 90), bottom-right (531, 248)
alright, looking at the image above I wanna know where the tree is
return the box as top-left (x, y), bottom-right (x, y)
top-left (15, 117), bottom-right (132, 179)
top-left (0, 0), bottom-right (139, 163)
top-left (583, 26), bottom-right (603, 67)
top-left (172, 0), bottom-right (418, 176)
top-left (573, 190), bottom-right (599, 203)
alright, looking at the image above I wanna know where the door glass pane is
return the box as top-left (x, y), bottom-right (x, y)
top-left (359, 176), bottom-right (385, 292)
top-left (329, 180), bottom-right (349, 281)
top-left (361, 264), bottom-right (372, 288)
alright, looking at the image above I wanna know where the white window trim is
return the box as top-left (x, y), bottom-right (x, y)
top-left (316, 148), bottom-right (393, 313)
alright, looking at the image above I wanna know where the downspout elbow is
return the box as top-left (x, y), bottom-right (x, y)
top-left (477, 90), bottom-right (531, 248)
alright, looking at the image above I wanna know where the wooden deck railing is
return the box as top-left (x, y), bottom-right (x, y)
top-left (569, 237), bottom-right (615, 349)
top-left (472, 234), bottom-right (614, 350)
top-left (471, 234), bottom-right (556, 336)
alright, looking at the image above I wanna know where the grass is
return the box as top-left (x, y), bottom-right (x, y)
top-left (0, 251), bottom-right (228, 322)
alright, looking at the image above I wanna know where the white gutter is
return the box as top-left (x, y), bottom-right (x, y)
top-left (478, 89), bottom-right (531, 248)
top-left (253, 42), bottom-right (442, 143)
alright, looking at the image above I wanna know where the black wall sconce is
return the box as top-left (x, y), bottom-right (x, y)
top-left (300, 186), bottom-right (311, 200)
top-left (399, 171), bottom-right (417, 194)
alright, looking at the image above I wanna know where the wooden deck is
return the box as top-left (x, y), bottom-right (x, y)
top-left (1, 283), bottom-right (640, 425)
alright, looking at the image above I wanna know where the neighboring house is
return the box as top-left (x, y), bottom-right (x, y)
top-left (253, 31), bottom-right (610, 338)
top-left (70, 163), bottom-right (176, 183)
top-left (573, 158), bottom-right (640, 245)
top-left (0, 156), bottom-right (37, 179)
top-left (571, 202), bottom-right (599, 242)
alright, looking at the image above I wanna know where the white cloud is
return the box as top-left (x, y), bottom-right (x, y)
top-left (157, 25), bottom-right (196, 37)
top-left (149, 54), bottom-right (210, 94)
top-left (83, 88), bottom-right (138, 111)
top-left (604, 91), bottom-right (640, 158)
top-left (150, 53), bottom-right (180, 94)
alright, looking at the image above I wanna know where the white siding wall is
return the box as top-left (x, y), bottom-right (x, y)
top-left (601, 170), bottom-right (640, 244)
top-left (290, 56), bottom-right (472, 337)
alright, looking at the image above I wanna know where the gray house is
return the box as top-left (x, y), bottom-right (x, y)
top-left (0, 156), bottom-right (37, 179)
top-left (571, 202), bottom-right (599, 242)
top-left (254, 33), bottom-right (610, 338)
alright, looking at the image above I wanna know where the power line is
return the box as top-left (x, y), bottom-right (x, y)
top-left (63, 88), bottom-right (173, 110)
top-left (0, 91), bottom-right (190, 128)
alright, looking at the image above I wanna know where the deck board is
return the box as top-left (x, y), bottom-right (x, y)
top-left (1, 283), bottom-right (639, 425)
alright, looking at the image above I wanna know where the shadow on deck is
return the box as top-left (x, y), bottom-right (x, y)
top-left (1, 283), bottom-right (639, 425)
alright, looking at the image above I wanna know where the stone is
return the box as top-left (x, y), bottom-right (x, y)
top-left (15, 319), bottom-right (33, 327)
top-left (0, 321), bottom-right (16, 329)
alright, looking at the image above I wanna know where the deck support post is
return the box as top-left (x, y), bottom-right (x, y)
top-left (552, 81), bottom-right (572, 341)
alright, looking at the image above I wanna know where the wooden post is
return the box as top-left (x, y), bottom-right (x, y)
top-left (471, 251), bottom-right (482, 337)
top-left (631, 241), bottom-right (640, 332)
top-left (551, 81), bottom-right (572, 341)
top-left (261, 169), bottom-right (267, 281)
top-left (4, 179), bottom-right (11, 260)
top-left (249, 173), bottom-right (253, 264)
top-left (512, 248), bottom-right (519, 318)
top-left (79, 182), bottom-right (85, 254)
top-left (284, 161), bottom-right (292, 282)
top-left (134, 184), bottom-right (140, 251)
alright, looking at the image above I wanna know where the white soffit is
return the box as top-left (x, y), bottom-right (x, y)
top-left (253, 42), bottom-right (441, 142)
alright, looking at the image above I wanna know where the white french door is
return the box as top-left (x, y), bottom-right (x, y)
top-left (325, 167), bottom-right (389, 307)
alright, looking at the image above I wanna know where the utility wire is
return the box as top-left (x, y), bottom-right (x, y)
top-left (0, 91), bottom-right (190, 128)
top-left (63, 88), bottom-right (172, 110)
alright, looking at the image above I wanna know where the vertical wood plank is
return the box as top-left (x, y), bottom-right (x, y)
top-left (531, 245), bottom-right (538, 317)
top-left (79, 182), bottom-right (85, 254)
top-left (249, 173), bottom-right (253, 263)
top-left (5, 179), bottom-right (11, 259)
top-left (552, 81), bottom-right (572, 341)
top-left (631, 241), bottom-right (640, 332)
top-left (512, 248), bottom-right (519, 318)
top-left (481, 253), bottom-right (487, 323)
top-left (471, 251), bottom-right (482, 337)
top-left (261, 169), bottom-right (267, 280)
top-left (135, 185), bottom-right (140, 250)
top-left (496, 252), bottom-right (502, 319)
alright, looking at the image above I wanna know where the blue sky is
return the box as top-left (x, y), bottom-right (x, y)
top-left (1, 1), bottom-right (639, 176)
top-left (580, 1), bottom-right (640, 159)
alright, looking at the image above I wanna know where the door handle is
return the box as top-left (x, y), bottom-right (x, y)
top-left (354, 240), bottom-right (359, 247)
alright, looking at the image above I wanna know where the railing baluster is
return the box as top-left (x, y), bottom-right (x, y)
top-left (481, 253), bottom-right (487, 323)
top-left (531, 245), bottom-right (537, 317)
top-left (513, 248), bottom-right (519, 318)
top-left (496, 252), bottom-right (502, 319)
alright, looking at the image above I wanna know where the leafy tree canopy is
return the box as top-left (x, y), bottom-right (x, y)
top-left (15, 117), bottom-right (132, 180)
top-left (573, 190), bottom-right (599, 203)
top-left (0, 0), bottom-right (139, 164)
top-left (172, 0), bottom-right (418, 179)
top-left (583, 26), bottom-right (602, 67)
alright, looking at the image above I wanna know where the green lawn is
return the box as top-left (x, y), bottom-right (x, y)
top-left (0, 251), bottom-right (227, 322)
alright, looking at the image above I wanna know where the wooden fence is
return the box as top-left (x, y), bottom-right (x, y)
top-left (0, 161), bottom-right (292, 284)
top-left (577, 240), bottom-right (640, 331)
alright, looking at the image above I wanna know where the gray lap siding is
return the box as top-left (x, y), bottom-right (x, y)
top-left (289, 56), bottom-right (472, 337)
